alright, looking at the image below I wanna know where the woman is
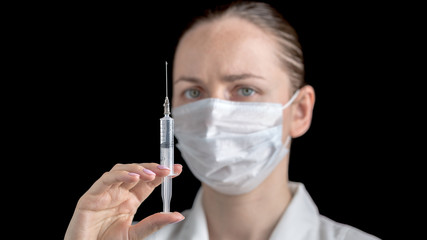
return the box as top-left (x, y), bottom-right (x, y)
top-left (65, 1), bottom-right (380, 239)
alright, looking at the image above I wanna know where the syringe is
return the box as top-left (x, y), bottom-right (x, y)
top-left (160, 61), bottom-right (174, 213)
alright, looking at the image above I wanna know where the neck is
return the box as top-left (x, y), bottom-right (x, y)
top-left (202, 158), bottom-right (292, 240)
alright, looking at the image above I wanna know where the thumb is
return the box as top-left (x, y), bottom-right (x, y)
top-left (129, 212), bottom-right (185, 239)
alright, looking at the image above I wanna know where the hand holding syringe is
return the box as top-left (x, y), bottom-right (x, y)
top-left (160, 61), bottom-right (175, 213)
top-left (64, 62), bottom-right (183, 238)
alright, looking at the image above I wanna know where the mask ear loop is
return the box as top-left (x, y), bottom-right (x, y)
top-left (283, 135), bottom-right (292, 147)
top-left (282, 89), bottom-right (300, 110)
top-left (282, 89), bottom-right (300, 145)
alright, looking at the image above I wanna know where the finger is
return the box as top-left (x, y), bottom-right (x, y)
top-left (113, 163), bottom-right (183, 178)
top-left (134, 163), bottom-right (173, 188)
top-left (120, 172), bottom-right (141, 190)
top-left (111, 163), bottom-right (158, 182)
top-left (141, 163), bottom-right (184, 189)
top-left (172, 164), bottom-right (183, 178)
top-left (112, 163), bottom-right (174, 180)
top-left (110, 163), bottom-right (159, 189)
top-left (157, 164), bottom-right (183, 176)
top-left (88, 170), bottom-right (142, 195)
top-left (129, 163), bottom-right (184, 202)
top-left (140, 163), bottom-right (171, 178)
top-left (129, 212), bottom-right (185, 239)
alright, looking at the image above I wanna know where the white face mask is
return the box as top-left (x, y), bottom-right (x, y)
top-left (172, 90), bottom-right (300, 195)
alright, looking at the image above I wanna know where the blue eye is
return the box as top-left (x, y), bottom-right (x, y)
top-left (184, 89), bottom-right (201, 99)
top-left (238, 87), bottom-right (255, 96)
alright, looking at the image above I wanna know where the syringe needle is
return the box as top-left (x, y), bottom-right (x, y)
top-left (165, 61), bottom-right (168, 98)
top-left (163, 61), bottom-right (170, 115)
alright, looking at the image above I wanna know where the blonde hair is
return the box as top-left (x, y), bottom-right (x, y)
top-left (180, 1), bottom-right (305, 92)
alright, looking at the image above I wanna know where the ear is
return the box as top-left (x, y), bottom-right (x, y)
top-left (290, 85), bottom-right (315, 138)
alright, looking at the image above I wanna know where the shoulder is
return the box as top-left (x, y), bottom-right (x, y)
top-left (318, 215), bottom-right (381, 240)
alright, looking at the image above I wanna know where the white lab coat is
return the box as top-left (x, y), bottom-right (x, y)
top-left (146, 182), bottom-right (380, 240)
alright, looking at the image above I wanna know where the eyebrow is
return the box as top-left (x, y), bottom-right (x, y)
top-left (174, 76), bottom-right (201, 84)
top-left (174, 73), bottom-right (264, 84)
top-left (222, 73), bottom-right (264, 82)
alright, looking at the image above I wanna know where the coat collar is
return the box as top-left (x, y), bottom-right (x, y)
top-left (270, 182), bottom-right (320, 240)
top-left (174, 181), bottom-right (320, 240)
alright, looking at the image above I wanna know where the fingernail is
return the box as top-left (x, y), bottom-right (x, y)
top-left (171, 217), bottom-right (185, 224)
top-left (128, 172), bottom-right (140, 177)
top-left (143, 169), bottom-right (156, 175)
top-left (157, 165), bottom-right (171, 170)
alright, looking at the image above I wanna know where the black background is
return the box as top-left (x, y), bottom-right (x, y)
top-left (7, 1), bottom-right (419, 239)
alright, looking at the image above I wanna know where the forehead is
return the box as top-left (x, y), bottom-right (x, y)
top-left (181, 16), bottom-right (275, 50)
top-left (173, 16), bottom-right (282, 78)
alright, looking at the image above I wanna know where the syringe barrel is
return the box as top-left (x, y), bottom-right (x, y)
top-left (160, 114), bottom-right (174, 213)
top-left (160, 115), bottom-right (174, 175)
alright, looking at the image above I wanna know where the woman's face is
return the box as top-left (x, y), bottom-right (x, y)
top-left (172, 17), bottom-right (293, 108)
top-left (172, 16), bottom-right (297, 141)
